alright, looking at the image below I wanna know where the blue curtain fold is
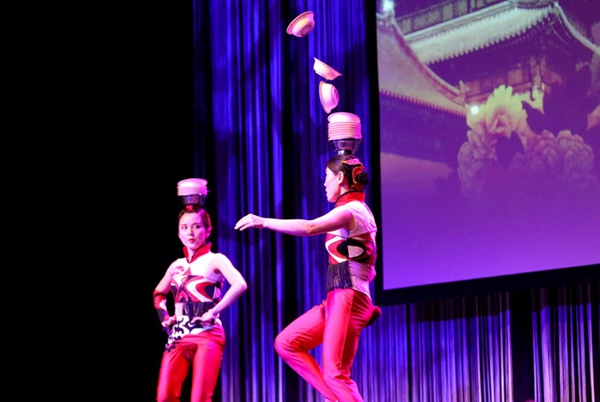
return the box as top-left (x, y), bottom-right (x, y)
top-left (531, 283), bottom-right (598, 402)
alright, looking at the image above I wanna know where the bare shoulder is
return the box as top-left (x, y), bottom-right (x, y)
top-left (166, 259), bottom-right (184, 276)
top-left (212, 252), bottom-right (232, 263)
top-left (210, 253), bottom-right (235, 272)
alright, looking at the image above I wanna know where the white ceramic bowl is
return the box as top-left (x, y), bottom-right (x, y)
top-left (328, 112), bottom-right (361, 123)
top-left (286, 11), bottom-right (315, 37)
top-left (319, 81), bottom-right (339, 113)
top-left (177, 178), bottom-right (208, 196)
top-left (314, 57), bottom-right (342, 81)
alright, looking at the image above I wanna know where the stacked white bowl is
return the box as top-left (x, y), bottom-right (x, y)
top-left (327, 112), bottom-right (362, 154)
top-left (177, 178), bottom-right (208, 207)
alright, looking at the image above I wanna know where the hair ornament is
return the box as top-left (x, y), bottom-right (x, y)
top-left (351, 165), bottom-right (365, 190)
top-left (341, 158), bottom-right (365, 190)
top-left (342, 157), bottom-right (362, 166)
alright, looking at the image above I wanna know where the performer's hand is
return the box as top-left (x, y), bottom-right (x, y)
top-left (161, 315), bottom-right (177, 327)
top-left (190, 310), bottom-right (217, 326)
top-left (234, 214), bottom-right (266, 230)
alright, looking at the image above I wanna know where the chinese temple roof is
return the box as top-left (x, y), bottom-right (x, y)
top-left (376, 12), bottom-right (466, 116)
top-left (404, 2), bottom-right (599, 65)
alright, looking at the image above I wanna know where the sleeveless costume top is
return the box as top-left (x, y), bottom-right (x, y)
top-left (166, 242), bottom-right (228, 348)
top-left (325, 190), bottom-right (377, 298)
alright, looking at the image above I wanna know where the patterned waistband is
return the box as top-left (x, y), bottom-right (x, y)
top-left (175, 301), bottom-right (215, 318)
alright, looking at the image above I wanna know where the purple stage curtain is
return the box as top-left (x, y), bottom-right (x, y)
top-left (531, 283), bottom-right (598, 402)
top-left (192, 1), bottom-right (373, 399)
top-left (182, 1), bottom-right (599, 401)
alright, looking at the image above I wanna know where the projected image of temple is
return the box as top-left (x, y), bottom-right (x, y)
top-left (375, 0), bottom-right (600, 291)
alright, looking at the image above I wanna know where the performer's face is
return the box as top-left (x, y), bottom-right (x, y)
top-left (178, 212), bottom-right (210, 250)
top-left (324, 167), bottom-right (342, 203)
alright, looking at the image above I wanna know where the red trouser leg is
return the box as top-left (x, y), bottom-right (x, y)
top-left (322, 288), bottom-right (371, 402)
top-left (156, 327), bottom-right (226, 402)
top-left (190, 328), bottom-right (225, 402)
top-left (274, 301), bottom-right (338, 401)
top-left (157, 343), bottom-right (192, 402)
top-left (274, 289), bottom-right (372, 402)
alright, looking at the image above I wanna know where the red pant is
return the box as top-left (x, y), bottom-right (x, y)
top-left (156, 327), bottom-right (225, 402)
top-left (274, 288), bottom-right (374, 402)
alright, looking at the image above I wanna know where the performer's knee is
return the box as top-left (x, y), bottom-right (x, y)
top-left (156, 383), bottom-right (180, 402)
top-left (323, 369), bottom-right (344, 391)
top-left (274, 333), bottom-right (289, 357)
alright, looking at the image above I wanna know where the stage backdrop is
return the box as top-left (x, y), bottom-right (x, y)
top-left (142, 1), bottom-right (600, 401)
top-left (375, 0), bottom-right (600, 305)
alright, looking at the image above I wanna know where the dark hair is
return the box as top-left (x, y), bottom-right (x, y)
top-left (327, 154), bottom-right (369, 190)
top-left (178, 207), bottom-right (213, 231)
